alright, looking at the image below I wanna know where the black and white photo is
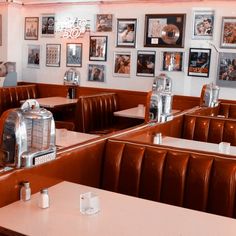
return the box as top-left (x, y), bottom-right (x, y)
top-left (66, 43), bottom-right (82, 67)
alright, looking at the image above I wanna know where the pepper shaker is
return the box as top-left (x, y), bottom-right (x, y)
top-left (38, 188), bottom-right (50, 209)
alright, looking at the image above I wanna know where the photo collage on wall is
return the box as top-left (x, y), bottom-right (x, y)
top-left (23, 9), bottom-right (236, 87)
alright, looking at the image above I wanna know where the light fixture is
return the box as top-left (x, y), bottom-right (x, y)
top-left (55, 17), bottom-right (90, 39)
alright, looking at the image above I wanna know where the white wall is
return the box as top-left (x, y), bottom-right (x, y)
top-left (4, 1), bottom-right (236, 100)
top-left (0, 4), bottom-right (8, 62)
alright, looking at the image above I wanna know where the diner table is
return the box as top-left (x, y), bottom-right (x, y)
top-left (161, 136), bottom-right (236, 156)
top-left (55, 129), bottom-right (98, 149)
top-left (32, 96), bottom-right (78, 108)
top-left (0, 181), bottom-right (235, 236)
top-left (113, 105), bottom-right (180, 119)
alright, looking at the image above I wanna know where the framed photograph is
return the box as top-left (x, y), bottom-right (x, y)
top-left (25, 17), bottom-right (39, 40)
top-left (66, 43), bottom-right (82, 67)
top-left (113, 52), bottom-right (131, 77)
top-left (216, 52), bottom-right (236, 88)
top-left (27, 45), bottom-right (40, 68)
top-left (89, 36), bottom-right (107, 61)
top-left (192, 10), bottom-right (214, 40)
top-left (162, 51), bottom-right (184, 72)
top-left (41, 14), bottom-right (55, 37)
top-left (116, 18), bottom-right (137, 48)
top-left (0, 15), bottom-right (2, 46)
top-left (136, 51), bottom-right (156, 77)
top-left (188, 48), bottom-right (211, 77)
top-left (96, 14), bottom-right (113, 32)
top-left (220, 17), bottom-right (236, 48)
top-left (144, 14), bottom-right (186, 48)
top-left (88, 64), bottom-right (105, 82)
top-left (46, 44), bottom-right (61, 67)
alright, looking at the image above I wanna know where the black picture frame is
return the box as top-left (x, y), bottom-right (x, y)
top-left (216, 52), bottom-right (236, 88)
top-left (66, 43), bottom-right (82, 67)
top-left (136, 50), bottom-right (156, 77)
top-left (88, 64), bottom-right (105, 82)
top-left (41, 14), bottom-right (55, 37)
top-left (89, 36), bottom-right (107, 61)
top-left (116, 18), bottom-right (137, 48)
top-left (144, 14), bottom-right (186, 48)
top-left (188, 48), bottom-right (211, 78)
top-left (46, 44), bottom-right (61, 67)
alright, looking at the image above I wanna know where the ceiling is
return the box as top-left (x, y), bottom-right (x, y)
top-left (7, 0), bottom-right (236, 5)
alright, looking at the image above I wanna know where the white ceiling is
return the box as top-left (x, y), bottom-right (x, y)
top-left (12, 0), bottom-right (236, 5)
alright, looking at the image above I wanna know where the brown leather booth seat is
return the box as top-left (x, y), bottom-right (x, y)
top-left (0, 85), bottom-right (38, 116)
top-left (102, 139), bottom-right (236, 218)
top-left (182, 114), bottom-right (236, 146)
top-left (188, 103), bottom-right (236, 119)
top-left (0, 137), bottom-right (236, 219)
top-left (75, 93), bottom-right (121, 134)
top-left (218, 103), bottom-right (236, 119)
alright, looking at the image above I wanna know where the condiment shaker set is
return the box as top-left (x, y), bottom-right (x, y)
top-left (20, 181), bottom-right (49, 209)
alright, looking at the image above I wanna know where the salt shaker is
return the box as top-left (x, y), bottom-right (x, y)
top-left (20, 181), bottom-right (31, 201)
top-left (154, 133), bottom-right (162, 144)
top-left (38, 188), bottom-right (50, 209)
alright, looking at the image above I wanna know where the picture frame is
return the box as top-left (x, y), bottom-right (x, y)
top-left (192, 10), bottom-right (214, 40)
top-left (27, 44), bottom-right (40, 68)
top-left (136, 50), bottom-right (156, 77)
top-left (144, 14), bottom-right (186, 48)
top-left (162, 51), bottom-right (184, 72)
top-left (113, 51), bottom-right (131, 77)
top-left (41, 14), bottom-right (55, 37)
top-left (88, 64), bottom-right (105, 82)
top-left (46, 44), bottom-right (61, 67)
top-left (96, 14), bottom-right (113, 32)
top-left (0, 15), bottom-right (2, 46)
top-left (188, 48), bottom-right (211, 77)
top-left (216, 52), bottom-right (236, 88)
top-left (89, 36), bottom-right (107, 61)
top-left (25, 17), bottom-right (39, 40)
top-left (66, 43), bottom-right (82, 67)
top-left (220, 17), bottom-right (236, 48)
top-left (116, 18), bottom-right (137, 48)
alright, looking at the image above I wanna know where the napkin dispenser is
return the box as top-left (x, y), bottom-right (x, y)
top-left (0, 100), bottom-right (56, 168)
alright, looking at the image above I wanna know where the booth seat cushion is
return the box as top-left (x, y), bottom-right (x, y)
top-left (101, 139), bottom-right (236, 218)
top-left (0, 85), bottom-right (38, 116)
top-left (182, 114), bottom-right (236, 145)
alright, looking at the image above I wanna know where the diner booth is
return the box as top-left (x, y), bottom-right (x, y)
top-left (0, 0), bottom-right (236, 235)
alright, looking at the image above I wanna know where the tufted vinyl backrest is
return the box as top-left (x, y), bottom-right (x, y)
top-left (182, 114), bottom-right (236, 146)
top-left (75, 93), bottom-right (119, 133)
top-left (101, 139), bottom-right (236, 218)
top-left (0, 85), bottom-right (38, 116)
top-left (219, 103), bottom-right (236, 119)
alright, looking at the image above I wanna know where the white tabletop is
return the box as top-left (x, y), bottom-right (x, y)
top-left (35, 97), bottom-right (78, 108)
top-left (56, 129), bottom-right (98, 148)
top-left (114, 105), bottom-right (146, 119)
top-left (114, 106), bottom-right (180, 119)
top-left (0, 181), bottom-right (235, 236)
top-left (161, 136), bottom-right (236, 156)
